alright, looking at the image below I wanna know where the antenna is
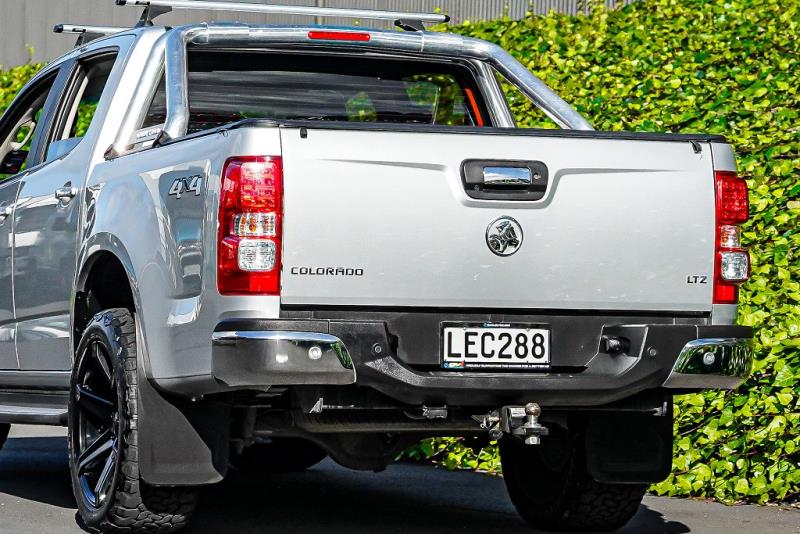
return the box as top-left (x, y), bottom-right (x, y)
top-left (116, 0), bottom-right (449, 30)
top-left (54, 24), bottom-right (130, 46)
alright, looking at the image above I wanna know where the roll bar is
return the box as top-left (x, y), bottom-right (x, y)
top-left (109, 24), bottom-right (593, 157)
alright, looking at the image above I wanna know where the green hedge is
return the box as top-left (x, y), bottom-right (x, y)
top-left (1, 0), bottom-right (798, 506)
top-left (0, 63), bottom-right (42, 113)
top-left (409, 0), bottom-right (800, 505)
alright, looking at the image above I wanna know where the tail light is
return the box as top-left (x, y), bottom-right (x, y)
top-left (713, 170), bottom-right (750, 304)
top-left (218, 156), bottom-right (283, 295)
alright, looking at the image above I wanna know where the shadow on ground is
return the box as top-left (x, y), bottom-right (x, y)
top-left (0, 436), bottom-right (74, 509)
top-left (0, 435), bottom-right (691, 534)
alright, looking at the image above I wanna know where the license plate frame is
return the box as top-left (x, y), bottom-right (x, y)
top-left (441, 322), bottom-right (551, 370)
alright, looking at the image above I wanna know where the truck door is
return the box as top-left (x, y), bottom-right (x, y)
top-left (13, 50), bottom-right (118, 371)
top-left (0, 68), bottom-right (62, 371)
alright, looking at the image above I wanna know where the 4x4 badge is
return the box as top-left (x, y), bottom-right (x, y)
top-left (486, 216), bottom-right (523, 256)
top-left (168, 174), bottom-right (203, 199)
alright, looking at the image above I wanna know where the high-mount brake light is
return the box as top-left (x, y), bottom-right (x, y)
top-left (308, 30), bottom-right (371, 42)
top-left (218, 156), bottom-right (283, 295)
top-left (713, 170), bottom-right (750, 304)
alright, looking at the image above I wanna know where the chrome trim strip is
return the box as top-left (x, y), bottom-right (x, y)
top-left (663, 337), bottom-right (753, 389)
top-left (212, 330), bottom-right (342, 345)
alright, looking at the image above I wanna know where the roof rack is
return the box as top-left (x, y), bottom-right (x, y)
top-left (116, 0), bottom-right (449, 31)
top-left (54, 24), bottom-right (131, 46)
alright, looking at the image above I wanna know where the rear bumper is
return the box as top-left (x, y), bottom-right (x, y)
top-left (662, 337), bottom-right (753, 389)
top-left (206, 316), bottom-right (753, 407)
top-left (211, 330), bottom-right (356, 387)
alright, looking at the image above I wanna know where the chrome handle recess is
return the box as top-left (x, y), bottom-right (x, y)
top-left (462, 159), bottom-right (549, 202)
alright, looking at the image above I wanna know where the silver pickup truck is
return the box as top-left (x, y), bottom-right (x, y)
top-left (0, 1), bottom-right (754, 532)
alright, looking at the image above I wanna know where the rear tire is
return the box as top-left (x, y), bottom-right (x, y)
top-left (68, 308), bottom-right (198, 533)
top-left (231, 438), bottom-right (327, 474)
top-left (499, 427), bottom-right (646, 532)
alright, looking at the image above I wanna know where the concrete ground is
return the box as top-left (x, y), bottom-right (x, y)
top-left (0, 425), bottom-right (797, 534)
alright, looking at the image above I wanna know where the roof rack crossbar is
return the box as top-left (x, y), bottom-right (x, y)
top-left (54, 24), bottom-right (131, 46)
top-left (54, 24), bottom-right (130, 36)
top-left (116, 0), bottom-right (449, 27)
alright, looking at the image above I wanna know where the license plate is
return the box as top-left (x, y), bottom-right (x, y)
top-left (442, 323), bottom-right (550, 370)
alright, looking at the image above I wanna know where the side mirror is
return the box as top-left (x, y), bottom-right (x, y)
top-left (0, 149), bottom-right (28, 175)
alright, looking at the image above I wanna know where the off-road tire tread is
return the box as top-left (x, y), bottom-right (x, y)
top-left (70, 308), bottom-right (197, 533)
top-left (500, 436), bottom-right (646, 532)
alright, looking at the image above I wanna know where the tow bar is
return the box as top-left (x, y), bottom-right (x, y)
top-left (473, 402), bottom-right (549, 445)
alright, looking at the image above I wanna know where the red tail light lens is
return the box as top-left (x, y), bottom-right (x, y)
top-left (713, 170), bottom-right (750, 304)
top-left (218, 156), bottom-right (283, 295)
top-left (715, 171), bottom-right (749, 224)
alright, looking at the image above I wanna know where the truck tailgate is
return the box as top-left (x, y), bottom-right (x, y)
top-left (279, 127), bottom-right (715, 312)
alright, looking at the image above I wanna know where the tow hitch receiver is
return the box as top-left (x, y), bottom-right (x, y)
top-left (473, 403), bottom-right (549, 445)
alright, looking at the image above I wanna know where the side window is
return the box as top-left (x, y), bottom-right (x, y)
top-left (142, 74), bottom-right (167, 129)
top-left (44, 52), bottom-right (117, 164)
top-left (0, 71), bottom-right (58, 179)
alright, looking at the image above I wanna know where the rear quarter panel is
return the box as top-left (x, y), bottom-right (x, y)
top-left (81, 128), bottom-right (282, 381)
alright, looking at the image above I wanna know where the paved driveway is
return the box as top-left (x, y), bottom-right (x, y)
top-left (0, 425), bottom-right (797, 533)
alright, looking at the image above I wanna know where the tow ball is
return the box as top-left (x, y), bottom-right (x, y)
top-left (473, 402), bottom-right (549, 445)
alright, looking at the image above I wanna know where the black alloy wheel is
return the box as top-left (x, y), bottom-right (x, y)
top-left (72, 335), bottom-right (120, 509)
top-left (69, 308), bottom-right (197, 533)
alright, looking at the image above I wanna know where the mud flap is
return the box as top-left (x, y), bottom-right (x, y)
top-left (585, 399), bottom-right (674, 484)
top-left (137, 366), bottom-right (230, 486)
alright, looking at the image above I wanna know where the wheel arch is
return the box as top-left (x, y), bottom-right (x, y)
top-left (74, 246), bottom-right (138, 344)
top-left (73, 238), bottom-right (229, 487)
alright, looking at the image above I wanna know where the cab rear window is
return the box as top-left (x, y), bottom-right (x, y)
top-left (143, 51), bottom-right (488, 132)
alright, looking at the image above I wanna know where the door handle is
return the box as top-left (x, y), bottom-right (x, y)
top-left (54, 186), bottom-right (77, 202)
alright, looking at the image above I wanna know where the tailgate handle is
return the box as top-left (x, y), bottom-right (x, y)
top-left (462, 160), bottom-right (549, 201)
top-left (483, 167), bottom-right (533, 187)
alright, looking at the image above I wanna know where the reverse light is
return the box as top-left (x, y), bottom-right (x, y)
top-left (218, 156), bottom-right (283, 295)
top-left (237, 239), bottom-right (277, 272)
top-left (719, 251), bottom-right (750, 283)
top-left (713, 170), bottom-right (750, 304)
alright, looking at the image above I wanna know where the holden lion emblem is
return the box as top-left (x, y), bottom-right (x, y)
top-left (486, 216), bottom-right (523, 256)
